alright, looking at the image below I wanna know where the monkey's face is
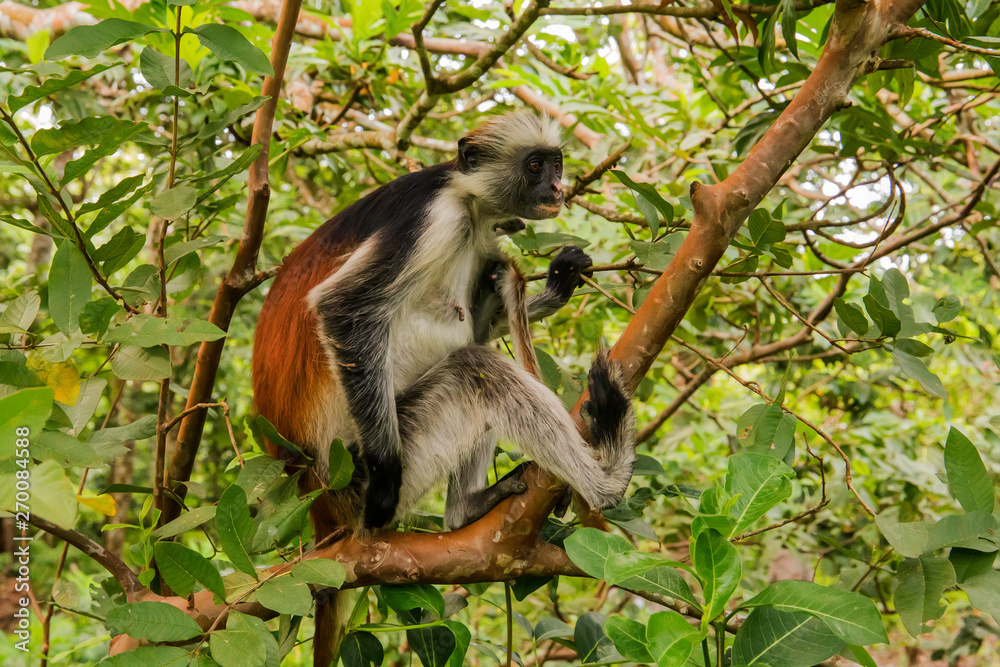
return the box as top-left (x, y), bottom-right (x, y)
top-left (506, 148), bottom-right (564, 220)
top-left (457, 134), bottom-right (565, 221)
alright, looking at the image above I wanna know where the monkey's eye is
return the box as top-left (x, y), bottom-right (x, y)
top-left (527, 158), bottom-right (543, 174)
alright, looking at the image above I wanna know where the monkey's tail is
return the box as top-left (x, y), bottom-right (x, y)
top-left (312, 534), bottom-right (348, 667)
top-left (498, 260), bottom-right (542, 379)
top-left (581, 350), bottom-right (637, 496)
top-left (302, 472), bottom-right (351, 667)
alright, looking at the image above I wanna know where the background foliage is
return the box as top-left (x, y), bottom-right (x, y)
top-left (0, 0), bottom-right (999, 665)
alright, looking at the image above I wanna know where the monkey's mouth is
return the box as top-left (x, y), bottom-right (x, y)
top-left (534, 201), bottom-right (563, 217)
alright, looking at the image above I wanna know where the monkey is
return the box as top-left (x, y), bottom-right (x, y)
top-left (251, 111), bottom-right (636, 664)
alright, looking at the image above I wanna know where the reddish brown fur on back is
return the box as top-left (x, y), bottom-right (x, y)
top-left (252, 233), bottom-right (347, 456)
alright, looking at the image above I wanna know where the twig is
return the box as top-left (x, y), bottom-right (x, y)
top-left (670, 335), bottom-right (876, 516)
top-left (900, 26), bottom-right (1000, 58)
top-left (564, 140), bottom-right (633, 202)
top-left (27, 515), bottom-right (143, 596)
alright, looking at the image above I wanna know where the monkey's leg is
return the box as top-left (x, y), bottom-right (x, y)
top-left (444, 431), bottom-right (529, 530)
top-left (394, 346), bottom-right (634, 519)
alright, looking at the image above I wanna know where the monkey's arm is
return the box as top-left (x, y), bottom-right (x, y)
top-left (472, 245), bottom-right (592, 344)
top-left (312, 251), bottom-right (402, 529)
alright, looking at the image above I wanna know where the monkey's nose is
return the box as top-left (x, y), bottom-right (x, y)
top-left (551, 182), bottom-right (563, 195)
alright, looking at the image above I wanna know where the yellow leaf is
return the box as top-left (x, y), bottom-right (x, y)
top-left (76, 494), bottom-right (116, 517)
top-left (26, 356), bottom-right (80, 406)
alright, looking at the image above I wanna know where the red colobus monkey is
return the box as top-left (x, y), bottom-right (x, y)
top-left (252, 112), bottom-right (636, 663)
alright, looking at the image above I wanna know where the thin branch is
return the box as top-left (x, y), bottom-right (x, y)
top-left (27, 515), bottom-right (143, 597)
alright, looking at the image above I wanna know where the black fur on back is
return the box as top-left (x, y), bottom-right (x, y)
top-left (311, 160), bottom-right (458, 255)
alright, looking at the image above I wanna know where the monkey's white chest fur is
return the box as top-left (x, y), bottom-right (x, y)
top-left (389, 242), bottom-right (479, 391)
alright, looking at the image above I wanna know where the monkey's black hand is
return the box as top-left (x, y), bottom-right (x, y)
top-left (363, 454), bottom-right (403, 529)
top-left (547, 246), bottom-right (593, 300)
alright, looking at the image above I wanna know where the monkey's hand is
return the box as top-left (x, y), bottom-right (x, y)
top-left (547, 245), bottom-right (593, 300)
top-left (363, 453), bottom-right (403, 529)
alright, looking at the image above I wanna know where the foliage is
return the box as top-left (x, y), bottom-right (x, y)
top-left (1, 0), bottom-right (999, 665)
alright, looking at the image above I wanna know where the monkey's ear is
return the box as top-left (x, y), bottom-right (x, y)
top-left (457, 137), bottom-right (478, 173)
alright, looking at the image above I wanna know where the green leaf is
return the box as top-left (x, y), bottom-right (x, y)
top-left (154, 541), bottom-right (226, 600)
top-left (943, 427), bottom-right (994, 513)
top-left (8, 64), bottom-right (118, 112)
top-left (407, 624), bottom-right (455, 667)
top-left (34, 430), bottom-right (101, 467)
top-left (780, 0), bottom-right (799, 59)
top-left (726, 452), bottom-right (795, 537)
top-left (630, 238), bottom-right (681, 271)
top-left (60, 123), bottom-right (148, 185)
top-left (949, 548), bottom-right (996, 584)
top-left (747, 208), bottom-right (786, 246)
top-left (49, 243), bottom-right (92, 335)
top-left (565, 527), bottom-right (634, 581)
top-left (691, 529), bottom-right (741, 627)
top-left (893, 350), bottom-right (947, 398)
top-left (98, 646), bottom-right (190, 666)
top-left (104, 315), bottom-right (226, 347)
top-left (0, 459), bottom-right (76, 526)
top-left (252, 489), bottom-right (320, 552)
top-left (612, 170), bottom-right (674, 235)
top-left (85, 184), bottom-right (151, 238)
top-left (195, 97), bottom-right (268, 141)
top-left (290, 560), bottom-right (346, 588)
top-left (226, 611), bottom-right (280, 666)
top-left (194, 145), bottom-right (262, 204)
top-left (834, 298), bottom-right (869, 337)
top-left (895, 555), bottom-right (955, 637)
top-left (0, 290), bottom-right (41, 333)
top-left (105, 601), bottom-right (202, 642)
top-left (604, 616), bottom-right (653, 663)
top-left (960, 571), bottom-right (1000, 623)
top-left (216, 485), bottom-right (258, 578)
top-left (931, 296), bottom-right (960, 323)
top-left (149, 185), bottom-right (197, 219)
top-left (77, 175), bottom-right (145, 216)
top-left (382, 583), bottom-right (445, 619)
top-left (604, 550), bottom-right (672, 587)
top-left (188, 24), bottom-right (274, 76)
top-left (741, 580), bottom-right (888, 645)
top-left (151, 506), bottom-right (217, 539)
top-left (575, 611), bottom-right (613, 664)
top-left (109, 345), bottom-right (171, 381)
top-left (732, 608), bottom-right (844, 667)
top-left (341, 631), bottom-right (385, 667)
top-left (618, 565), bottom-right (701, 609)
top-left (236, 456), bottom-right (285, 503)
top-left (736, 404), bottom-right (795, 459)
top-left (646, 610), bottom-right (702, 666)
top-left (31, 116), bottom-right (144, 157)
top-left (93, 227), bottom-right (145, 275)
top-left (163, 235), bottom-right (226, 266)
top-left (139, 47), bottom-right (192, 90)
top-left (924, 510), bottom-right (999, 552)
top-left (444, 620), bottom-right (471, 667)
top-left (209, 628), bottom-right (267, 667)
top-left (874, 513), bottom-right (928, 558)
top-left (256, 576), bottom-right (314, 615)
top-left (46, 19), bottom-right (168, 60)
top-left (328, 438), bottom-right (356, 490)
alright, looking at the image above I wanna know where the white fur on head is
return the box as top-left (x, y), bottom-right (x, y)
top-left (466, 110), bottom-right (564, 158)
